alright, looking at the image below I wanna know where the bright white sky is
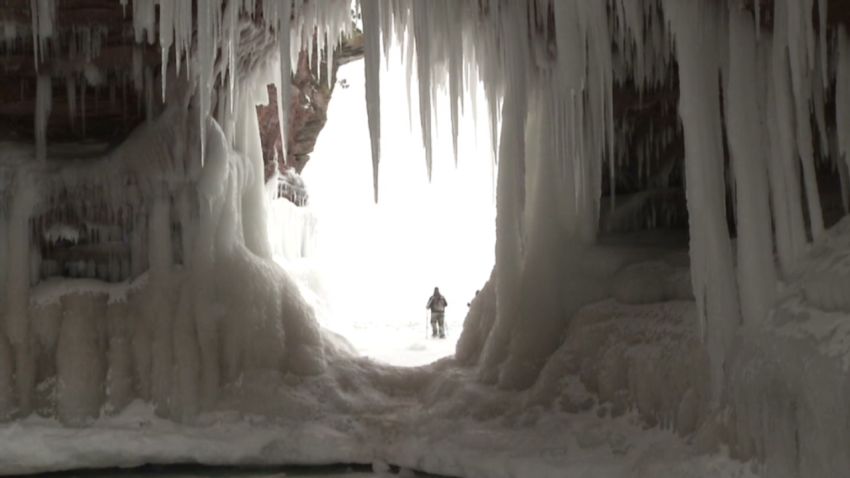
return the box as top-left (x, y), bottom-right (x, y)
top-left (271, 44), bottom-right (497, 366)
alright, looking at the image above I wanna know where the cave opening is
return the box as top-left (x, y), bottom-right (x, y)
top-left (267, 45), bottom-right (497, 367)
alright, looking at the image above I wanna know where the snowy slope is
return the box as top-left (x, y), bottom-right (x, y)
top-left (725, 216), bottom-right (850, 477)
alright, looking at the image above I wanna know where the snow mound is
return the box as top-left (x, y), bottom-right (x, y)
top-left (725, 217), bottom-right (850, 476)
top-left (795, 217), bottom-right (850, 312)
top-left (529, 300), bottom-right (709, 437)
top-left (0, 100), bottom-right (341, 424)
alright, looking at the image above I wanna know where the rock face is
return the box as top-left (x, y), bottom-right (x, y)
top-left (258, 34), bottom-right (364, 181)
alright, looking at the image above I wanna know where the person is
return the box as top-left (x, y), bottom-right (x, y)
top-left (426, 287), bottom-right (448, 338)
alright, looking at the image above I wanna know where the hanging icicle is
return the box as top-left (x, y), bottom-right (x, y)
top-left (362, 0), bottom-right (382, 202)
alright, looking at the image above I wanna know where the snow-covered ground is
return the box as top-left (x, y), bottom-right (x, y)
top-left (0, 363), bottom-right (757, 478)
top-left (323, 311), bottom-right (465, 367)
top-left (51, 470), bottom-right (408, 478)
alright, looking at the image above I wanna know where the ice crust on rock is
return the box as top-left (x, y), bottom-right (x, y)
top-left (0, 55), bottom-right (336, 424)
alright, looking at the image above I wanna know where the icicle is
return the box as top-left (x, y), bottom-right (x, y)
top-left (812, 47), bottom-right (829, 154)
top-left (30, 0), bottom-right (56, 70)
top-left (838, 28), bottom-right (850, 188)
top-left (818, 0), bottom-right (828, 88)
top-left (159, 0), bottom-right (175, 102)
top-left (133, 0), bottom-right (157, 45)
top-left (326, 28), bottom-right (335, 91)
top-left (132, 46), bottom-right (144, 92)
top-left (768, 10), bottom-right (808, 274)
top-left (174, 0), bottom-right (193, 78)
top-left (404, 27), bottom-right (416, 132)
top-left (144, 66), bottom-right (154, 122)
top-left (447, 1), bottom-right (463, 166)
top-left (81, 77), bottom-right (87, 136)
top-left (225, 0), bottom-right (239, 118)
top-left (197, 0), bottom-right (218, 166)
top-left (413, 1), bottom-right (434, 180)
top-left (35, 74), bottom-right (52, 162)
top-left (782, 0), bottom-right (825, 239)
top-left (362, 0), bottom-right (382, 202)
top-left (66, 75), bottom-right (77, 130)
top-left (380, 0), bottom-right (394, 69)
top-left (276, 0), bottom-right (293, 167)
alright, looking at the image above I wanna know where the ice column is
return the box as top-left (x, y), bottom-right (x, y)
top-left (0, 211), bottom-right (13, 419)
top-left (235, 81), bottom-right (273, 260)
top-left (767, 2), bottom-right (808, 276)
top-left (147, 195), bottom-right (175, 414)
top-left (724, 5), bottom-right (776, 326)
top-left (665, 0), bottom-right (741, 403)
top-left (35, 74), bottom-right (52, 162)
top-left (783, 0), bottom-right (825, 240)
top-left (4, 175), bottom-right (38, 414)
top-left (57, 293), bottom-right (107, 425)
top-left (478, 0), bottom-right (528, 386)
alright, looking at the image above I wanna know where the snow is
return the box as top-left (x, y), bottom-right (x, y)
top-left (0, 358), bottom-right (756, 478)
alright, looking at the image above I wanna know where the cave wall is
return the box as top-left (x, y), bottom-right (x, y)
top-left (0, 0), bottom-right (362, 186)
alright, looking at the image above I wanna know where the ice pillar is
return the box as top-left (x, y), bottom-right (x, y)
top-left (725, 6), bottom-right (776, 326)
top-left (665, 0), bottom-right (741, 403)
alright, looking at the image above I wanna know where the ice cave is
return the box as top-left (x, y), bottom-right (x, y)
top-left (1, 0), bottom-right (849, 477)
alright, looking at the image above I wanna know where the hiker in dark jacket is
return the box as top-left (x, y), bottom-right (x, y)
top-left (426, 287), bottom-right (448, 338)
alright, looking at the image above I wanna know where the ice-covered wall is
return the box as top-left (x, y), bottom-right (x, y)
top-left (0, 80), bottom-right (335, 424)
top-left (0, 0), bottom-right (357, 421)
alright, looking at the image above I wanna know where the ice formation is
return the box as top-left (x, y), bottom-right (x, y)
top-left (1, 0), bottom-right (850, 476)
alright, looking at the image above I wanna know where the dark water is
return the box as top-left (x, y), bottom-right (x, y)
top-left (38, 464), bottom-right (444, 478)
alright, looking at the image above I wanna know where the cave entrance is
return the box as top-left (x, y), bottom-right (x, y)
top-left (268, 50), bottom-right (496, 367)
